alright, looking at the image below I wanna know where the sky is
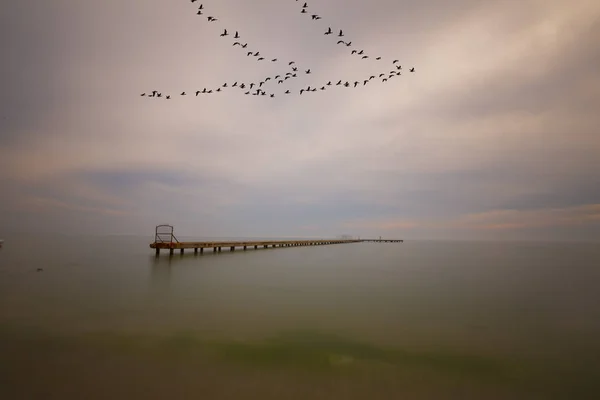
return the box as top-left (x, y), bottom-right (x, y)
top-left (1, 0), bottom-right (599, 240)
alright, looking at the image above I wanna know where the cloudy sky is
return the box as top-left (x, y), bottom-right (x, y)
top-left (1, 0), bottom-right (599, 240)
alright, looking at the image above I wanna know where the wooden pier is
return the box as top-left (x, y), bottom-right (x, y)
top-left (150, 225), bottom-right (402, 256)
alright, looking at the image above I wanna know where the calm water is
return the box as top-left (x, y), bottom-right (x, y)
top-left (1, 234), bottom-right (599, 399)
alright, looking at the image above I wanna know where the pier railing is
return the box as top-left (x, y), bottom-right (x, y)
top-left (154, 224), bottom-right (179, 247)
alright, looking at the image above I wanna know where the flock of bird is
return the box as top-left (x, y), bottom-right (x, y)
top-left (141, 1), bottom-right (415, 100)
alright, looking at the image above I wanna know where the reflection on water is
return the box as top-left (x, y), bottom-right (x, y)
top-left (1, 235), bottom-right (600, 399)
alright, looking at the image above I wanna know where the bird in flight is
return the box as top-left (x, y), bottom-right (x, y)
top-left (410, 67), bottom-right (415, 72)
top-left (338, 30), bottom-right (344, 37)
top-left (220, 29), bottom-right (228, 37)
top-left (325, 27), bottom-right (332, 35)
top-left (207, 16), bottom-right (217, 22)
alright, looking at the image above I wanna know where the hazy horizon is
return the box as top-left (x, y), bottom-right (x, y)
top-left (1, 0), bottom-right (599, 241)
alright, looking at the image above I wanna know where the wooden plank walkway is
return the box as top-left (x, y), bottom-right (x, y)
top-left (151, 239), bottom-right (361, 256)
top-left (150, 225), bottom-right (402, 256)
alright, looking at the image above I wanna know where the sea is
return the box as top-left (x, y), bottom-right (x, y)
top-left (1, 234), bottom-right (599, 399)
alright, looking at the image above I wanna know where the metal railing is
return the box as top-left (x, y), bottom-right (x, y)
top-left (154, 224), bottom-right (179, 246)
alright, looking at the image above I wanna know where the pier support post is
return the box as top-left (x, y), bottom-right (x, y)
top-left (194, 248), bottom-right (198, 254)
top-left (230, 246), bottom-right (235, 252)
top-left (155, 248), bottom-right (160, 256)
top-left (214, 247), bottom-right (217, 253)
top-left (254, 245), bottom-right (258, 249)
top-left (218, 247), bottom-right (222, 252)
top-left (169, 248), bottom-right (174, 256)
top-left (180, 249), bottom-right (184, 255)
top-left (243, 245), bottom-right (247, 250)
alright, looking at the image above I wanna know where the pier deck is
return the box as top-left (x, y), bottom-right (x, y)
top-left (150, 225), bottom-right (402, 256)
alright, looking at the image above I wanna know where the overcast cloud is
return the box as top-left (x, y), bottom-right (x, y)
top-left (1, 0), bottom-right (599, 240)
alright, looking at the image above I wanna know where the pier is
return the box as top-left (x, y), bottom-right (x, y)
top-left (150, 225), bottom-right (402, 256)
